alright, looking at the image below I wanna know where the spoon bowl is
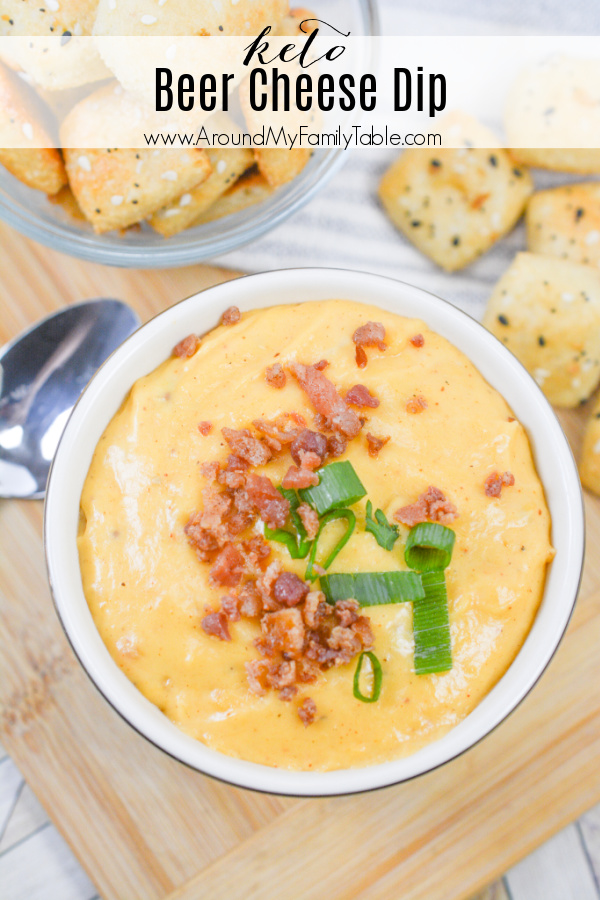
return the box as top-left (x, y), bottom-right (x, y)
top-left (0, 299), bottom-right (140, 499)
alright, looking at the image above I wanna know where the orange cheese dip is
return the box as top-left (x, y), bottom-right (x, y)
top-left (78, 300), bottom-right (554, 770)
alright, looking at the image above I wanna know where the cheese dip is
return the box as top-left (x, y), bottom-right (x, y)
top-left (78, 299), bottom-right (554, 770)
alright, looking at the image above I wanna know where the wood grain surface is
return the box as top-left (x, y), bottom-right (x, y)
top-left (1, 221), bottom-right (599, 900)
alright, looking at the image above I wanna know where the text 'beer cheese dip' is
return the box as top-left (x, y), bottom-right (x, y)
top-left (78, 299), bottom-right (554, 771)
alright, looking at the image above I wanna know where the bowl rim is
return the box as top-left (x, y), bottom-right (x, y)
top-left (44, 266), bottom-right (585, 796)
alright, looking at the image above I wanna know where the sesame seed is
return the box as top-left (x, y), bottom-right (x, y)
top-left (77, 155), bottom-right (91, 172)
top-left (179, 193), bottom-right (192, 206)
top-left (161, 170), bottom-right (178, 181)
top-left (141, 14), bottom-right (157, 24)
top-left (111, 195), bottom-right (124, 205)
top-left (108, 0), bottom-right (116, 8)
top-left (561, 292), bottom-right (574, 302)
top-left (46, 0), bottom-right (59, 10)
top-left (165, 44), bottom-right (176, 60)
top-left (585, 230), bottom-right (600, 245)
top-left (594, 440), bottom-right (600, 454)
top-left (498, 314), bottom-right (509, 326)
top-left (22, 122), bottom-right (33, 141)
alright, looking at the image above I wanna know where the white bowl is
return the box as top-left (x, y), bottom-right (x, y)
top-left (45, 268), bottom-right (585, 796)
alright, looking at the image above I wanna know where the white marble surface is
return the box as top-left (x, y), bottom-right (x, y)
top-left (2, 1), bottom-right (600, 899)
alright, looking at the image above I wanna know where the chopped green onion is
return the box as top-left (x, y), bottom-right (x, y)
top-left (264, 486), bottom-right (312, 559)
top-left (264, 525), bottom-right (308, 559)
top-left (305, 509), bottom-right (356, 581)
top-left (353, 651), bottom-right (383, 703)
top-left (320, 571), bottom-right (424, 606)
top-left (413, 570), bottom-right (452, 675)
top-left (404, 522), bottom-right (456, 572)
top-left (299, 461), bottom-right (367, 515)
top-left (365, 500), bottom-right (399, 551)
top-left (281, 486), bottom-right (313, 557)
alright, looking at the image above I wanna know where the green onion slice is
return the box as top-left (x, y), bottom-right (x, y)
top-left (305, 509), bottom-right (356, 582)
top-left (404, 522), bottom-right (456, 573)
top-left (353, 651), bottom-right (383, 703)
top-left (264, 486), bottom-right (312, 559)
top-left (299, 461), bottom-right (367, 516)
top-left (264, 525), bottom-right (307, 559)
top-left (365, 500), bottom-right (400, 551)
top-left (320, 571), bottom-right (424, 606)
top-left (413, 570), bottom-right (453, 675)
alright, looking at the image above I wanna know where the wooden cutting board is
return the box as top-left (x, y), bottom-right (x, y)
top-left (1, 221), bottom-right (600, 900)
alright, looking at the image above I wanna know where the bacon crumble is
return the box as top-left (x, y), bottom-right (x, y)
top-left (290, 362), bottom-right (362, 438)
top-left (201, 610), bottom-right (231, 641)
top-left (298, 697), bottom-right (317, 726)
top-left (265, 362), bottom-right (287, 388)
top-left (290, 429), bottom-right (328, 467)
top-left (406, 394), bottom-right (428, 414)
top-left (352, 322), bottom-right (387, 368)
top-left (394, 486), bottom-right (458, 526)
top-left (345, 384), bottom-right (380, 409)
top-left (409, 334), bottom-right (425, 348)
top-left (222, 306), bottom-right (241, 325)
top-left (273, 572), bottom-right (310, 607)
top-left (297, 502), bottom-right (320, 539)
top-left (198, 421), bottom-right (212, 435)
top-left (172, 333), bottom-right (200, 358)
top-left (209, 543), bottom-right (245, 587)
top-left (222, 427), bottom-right (272, 466)
top-left (245, 472), bottom-right (291, 529)
top-left (366, 432), bottom-right (390, 458)
top-left (484, 471), bottom-right (515, 498)
top-left (282, 465), bottom-right (319, 490)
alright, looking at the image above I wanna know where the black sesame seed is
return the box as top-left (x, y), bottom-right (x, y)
top-left (411, 220), bottom-right (422, 227)
top-left (60, 30), bottom-right (71, 45)
top-left (489, 154), bottom-right (498, 167)
top-left (513, 167), bottom-right (523, 177)
top-left (544, 106), bottom-right (555, 115)
top-left (430, 159), bottom-right (441, 168)
top-left (538, 335), bottom-right (546, 346)
top-left (218, 24), bottom-right (223, 30)
top-left (95, 208), bottom-right (101, 213)
top-left (452, 236), bottom-right (460, 246)
top-left (498, 314), bottom-right (509, 326)
top-left (575, 207), bottom-right (585, 221)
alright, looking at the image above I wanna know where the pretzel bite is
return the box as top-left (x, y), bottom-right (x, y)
top-left (193, 170), bottom-right (274, 225)
top-left (527, 184), bottom-right (600, 268)
top-left (0, 62), bottom-right (66, 194)
top-left (379, 112), bottom-right (532, 272)
top-left (483, 252), bottom-right (600, 407)
top-left (506, 56), bottom-right (600, 173)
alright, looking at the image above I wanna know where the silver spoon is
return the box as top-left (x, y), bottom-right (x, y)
top-left (0, 299), bottom-right (140, 499)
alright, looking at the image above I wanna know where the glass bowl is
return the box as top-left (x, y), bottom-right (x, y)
top-left (0, 0), bottom-right (379, 268)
